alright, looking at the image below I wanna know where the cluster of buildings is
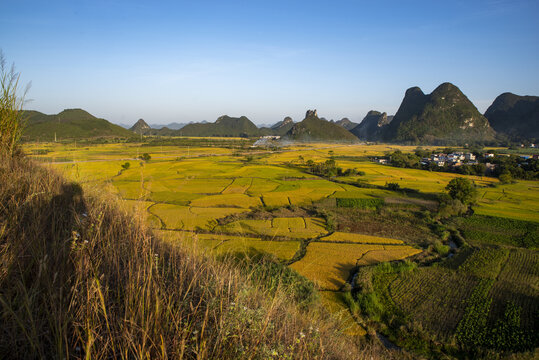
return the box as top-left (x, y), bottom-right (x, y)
top-left (421, 152), bottom-right (477, 167)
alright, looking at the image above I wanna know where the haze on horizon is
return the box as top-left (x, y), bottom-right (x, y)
top-left (2, 0), bottom-right (538, 126)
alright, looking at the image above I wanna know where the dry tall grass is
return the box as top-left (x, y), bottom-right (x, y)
top-left (0, 153), bottom-right (408, 359)
top-left (0, 51), bottom-right (27, 154)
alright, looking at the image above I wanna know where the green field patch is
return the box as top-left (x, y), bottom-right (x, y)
top-left (261, 194), bottom-right (291, 207)
top-left (458, 247), bottom-right (509, 280)
top-left (53, 161), bottom-right (127, 183)
top-left (220, 165), bottom-right (306, 179)
top-left (149, 191), bottom-right (204, 205)
top-left (215, 217), bottom-right (326, 239)
top-left (150, 204), bottom-right (248, 230)
top-left (336, 197), bottom-right (384, 209)
top-left (320, 232), bottom-right (404, 244)
top-left (390, 267), bottom-right (480, 338)
top-left (176, 178), bottom-right (233, 194)
top-left (272, 217), bottom-right (306, 230)
top-left (487, 249), bottom-right (539, 332)
top-left (457, 215), bottom-right (539, 248)
top-left (214, 239), bottom-right (300, 261)
top-left (246, 178), bottom-right (280, 195)
top-left (222, 177), bottom-right (252, 194)
top-left (114, 180), bottom-right (150, 199)
top-left (190, 193), bottom-right (262, 208)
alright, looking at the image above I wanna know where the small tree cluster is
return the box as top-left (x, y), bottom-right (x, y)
top-left (305, 159), bottom-right (359, 177)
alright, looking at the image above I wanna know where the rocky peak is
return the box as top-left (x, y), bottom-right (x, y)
top-left (305, 109), bottom-right (318, 118)
top-left (282, 116), bottom-right (293, 124)
top-left (215, 115), bottom-right (227, 124)
top-left (405, 86), bottom-right (425, 98)
top-left (335, 117), bottom-right (358, 130)
top-left (129, 119), bottom-right (151, 133)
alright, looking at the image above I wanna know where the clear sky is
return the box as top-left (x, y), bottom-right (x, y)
top-left (2, 0), bottom-right (538, 125)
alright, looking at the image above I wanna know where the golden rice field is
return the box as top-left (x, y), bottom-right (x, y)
top-left (25, 141), bottom-right (538, 332)
top-left (214, 217), bottom-right (327, 239)
top-left (320, 232), bottom-right (404, 244)
top-left (290, 242), bottom-right (420, 290)
top-left (156, 230), bottom-right (300, 261)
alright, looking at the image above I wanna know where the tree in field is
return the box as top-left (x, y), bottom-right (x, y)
top-left (139, 153), bottom-right (151, 161)
top-left (499, 172), bottom-right (512, 185)
top-left (445, 177), bottom-right (477, 205)
top-left (0, 51), bottom-right (29, 155)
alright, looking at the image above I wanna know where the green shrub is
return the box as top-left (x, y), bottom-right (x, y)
top-left (139, 153), bottom-right (151, 161)
top-left (336, 197), bottom-right (384, 210)
top-left (433, 241), bottom-right (450, 256)
top-left (445, 177), bottom-right (477, 205)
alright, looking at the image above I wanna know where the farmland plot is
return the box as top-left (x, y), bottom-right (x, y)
top-left (215, 217), bottom-right (327, 239)
top-left (290, 242), bottom-right (420, 291)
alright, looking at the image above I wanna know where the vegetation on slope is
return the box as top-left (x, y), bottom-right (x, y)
top-left (484, 92), bottom-right (539, 141)
top-left (23, 108), bottom-right (134, 141)
top-left (335, 118), bottom-right (358, 130)
top-left (286, 110), bottom-right (359, 142)
top-left (350, 111), bottom-right (390, 141)
top-left (179, 115), bottom-right (261, 137)
top-left (269, 116), bottom-right (295, 135)
top-left (384, 83), bottom-right (496, 144)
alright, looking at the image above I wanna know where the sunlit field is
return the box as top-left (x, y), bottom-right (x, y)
top-left (26, 141), bottom-right (539, 332)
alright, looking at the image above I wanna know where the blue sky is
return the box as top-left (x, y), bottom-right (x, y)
top-left (2, 0), bottom-right (538, 125)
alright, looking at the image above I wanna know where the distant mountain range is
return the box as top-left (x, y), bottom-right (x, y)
top-left (22, 83), bottom-right (539, 144)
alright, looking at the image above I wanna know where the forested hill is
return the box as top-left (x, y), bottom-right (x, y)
top-left (286, 110), bottom-right (359, 142)
top-left (178, 115), bottom-right (261, 137)
top-left (22, 109), bottom-right (134, 141)
top-left (350, 110), bottom-right (390, 141)
top-left (383, 83), bottom-right (495, 144)
top-left (484, 92), bottom-right (539, 140)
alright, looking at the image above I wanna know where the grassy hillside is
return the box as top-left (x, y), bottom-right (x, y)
top-left (23, 109), bottom-right (134, 141)
top-left (286, 112), bottom-right (359, 142)
top-left (384, 83), bottom-right (496, 144)
top-left (179, 115), bottom-right (261, 137)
